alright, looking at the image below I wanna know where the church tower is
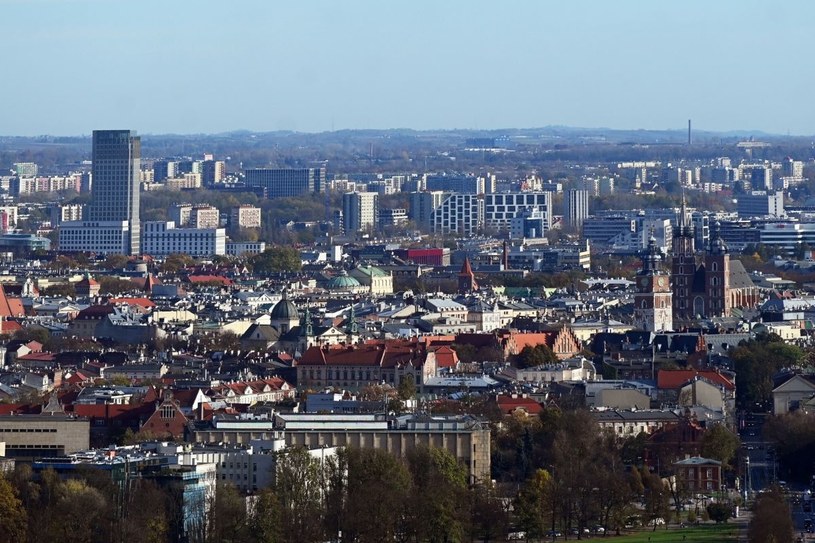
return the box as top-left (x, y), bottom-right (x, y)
top-left (458, 257), bottom-right (478, 294)
top-left (635, 236), bottom-right (673, 332)
top-left (704, 223), bottom-right (731, 317)
top-left (672, 193), bottom-right (696, 320)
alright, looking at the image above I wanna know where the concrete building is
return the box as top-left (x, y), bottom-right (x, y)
top-left (141, 221), bottom-right (226, 257)
top-left (193, 413), bottom-right (491, 483)
top-left (425, 175), bottom-right (482, 194)
top-left (226, 241), bottom-right (266, 256)
top-left (564, 189), bottom-right (590, 231)
top-left (245, 167), bottom-right (326, 198)
top-left (737, 191), bottom-right (785, 218)
top-left (342, 192), bottom-right (379, 233)
top-left (510, 208), bottom-right (549, 239)
top-left (230, 205), bottom-right (262, 229)
top-left (190, 206), bottom-right (221, 229)
top-left (50, 204), bottom-right (83, 226)
top-left (169, 204), bottom-right (193, 227)
top-left (0, 415), bottom-right (90, 460)
top-left (409, 191), bottom-right (446, 230)
top-left (432, 194), bottom-right (483, 236)
top-left (59, 130), bottom-right (141, 254)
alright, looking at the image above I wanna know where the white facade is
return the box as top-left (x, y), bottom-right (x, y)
top-left (564, 189), bottom-right (590, 230)
top-left (432, 193), bottom-right (483, 236)
top-left (226, 241), bottom-right (267, 256)
top-left (141, 221), bottom-right (226, 257)
top-left (59, 221), bottom-right (130, 254)
top-left (190, 206), bottom-right (220, 229)
top-left (484, 192), bottom-right (552, 230)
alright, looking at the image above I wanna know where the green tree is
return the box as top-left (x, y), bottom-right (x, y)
top-left (514, 469), bottom-right (553, 539)
top-left (641, 468), bottom-right (670, 532)
top-left (248, 488), bottom-right (282, 543)
top-left (274, 447), bottom-right (327, 543)
top-left (516, 344), bottom-right (558, 369)
top-left (207, 482), bottom-right (249, 543)
top-left (340, 448), bottom-right (411, 543)
top-left (706, 502), bottom-right (731, 524)
top-left (397, 374), bottom-right (416, 401)
top-left (700, 424), bottom-right (741, 469)
top-left (748, 486), bottom-right (793, 543)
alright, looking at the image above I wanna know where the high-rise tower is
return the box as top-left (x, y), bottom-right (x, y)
top-left (87, 130), bottom-right (141, 254)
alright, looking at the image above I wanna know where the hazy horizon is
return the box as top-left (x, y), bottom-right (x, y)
top-left (3, 0), bottom-right (814, 137)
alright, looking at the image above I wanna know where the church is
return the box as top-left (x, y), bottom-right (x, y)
top-left (634, 198), bottom-right (760, 331)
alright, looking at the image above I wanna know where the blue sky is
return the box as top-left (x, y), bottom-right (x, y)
top-left (2, 0), bottom-right (813, 136)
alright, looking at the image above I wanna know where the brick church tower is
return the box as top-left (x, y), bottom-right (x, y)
top-left (672, 194), bottom-right (696, 320)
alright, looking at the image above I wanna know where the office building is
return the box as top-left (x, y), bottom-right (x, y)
top-left (230, 205), bottom-right (262, 229)
top-left (60, 130), bottom-right (141, 255)
top-left (564, 189), bottom-right (590, 230)
top-left (141, 221), bottom-right (226, 257)
top-left (226, 241), bottom-right (266, 256)
top-left (510, 208), bottom-right (549, 239)
top-left (342, 192), bottom-right (379, 233)
top-left (245, 167), bottom-right (326, 198)
top-left (583, 216), bottom-right (637, 246)
top-left (12, 162), bottom-right (37, 177)
top-left (484, 192), bottom-right (552, 231)
top-left (379, 207), bottom-right (408, 227)
top-left (435, 194), bottom-right (483, 236)
top-left (425, 175), bottom-right (482, 194)
top-left (0, 415), bottom-right (89, 460)
top-left (737, 191), bottom-right (785, 218)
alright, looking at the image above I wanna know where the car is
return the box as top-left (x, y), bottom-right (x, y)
top-left (545, 529), bottom-right (563, 538)
top-left (804, 519), bottom-right (813, 533)
top-left (507, 531), bottom-right (527, 541)
top-left (593, 526), bottom-right (606, 535)
top-left (648, 517), bottom-right (666, 526)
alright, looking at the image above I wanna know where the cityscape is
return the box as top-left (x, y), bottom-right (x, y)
top-left (2, 2), bottom-right (815, 543)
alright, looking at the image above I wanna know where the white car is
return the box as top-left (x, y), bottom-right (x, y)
top-left (648, 517), bottom-right (666, 526)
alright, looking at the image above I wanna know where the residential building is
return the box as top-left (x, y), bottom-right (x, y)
top-left (226, 241), bottom-right (266, 256)
top-left (230, 205), bottom-right (262, 229)
top-left (409, 191), bottom-right (446, 230)
top-left (378, 207), bottom-right (408, 227)
top-left (342, 192), bottom-right (379, 233)
top-left (169, 204), bottom-right (193, 226)
top-left (190, 206), bottom-right (220, 229)
top-left (673, 456), bottom-right (723, 492)
top-left (425, 175), bottom-right (482, 194)
top-left (484, 192), bottom-right (552, 231)
top-left (201, 159), bottom-right (226, 185)
top-left (432, 193), bottom-right (484, 236)
top-left (50, 204), bottom-right (83, 226)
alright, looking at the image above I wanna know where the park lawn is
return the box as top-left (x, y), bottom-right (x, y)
top-left (599, 523), bottom-right (739, 543)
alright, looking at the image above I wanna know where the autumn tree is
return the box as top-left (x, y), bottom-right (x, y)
top-left (0, 474), bottom-right (26, 543)
top-left (700, 423), bottom-right (741, 469)
top-left (274, 447), bottom-right (327, 543)
top-left (250, 246), bottom-right (302, 274)
top-left (248, 488), bottom-right (282, 543)
top-left (749, 486), bottom-right (794, 543)
top-left (206, 482), bottom-right (249, 543)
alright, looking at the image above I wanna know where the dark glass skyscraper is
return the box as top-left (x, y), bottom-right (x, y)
top-left (87, 130), bottom-right (141, 254)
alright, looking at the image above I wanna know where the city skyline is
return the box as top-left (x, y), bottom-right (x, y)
top-left (3, 0), bottom-right (815, 137)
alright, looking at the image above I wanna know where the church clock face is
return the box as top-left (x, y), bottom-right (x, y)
top-left (658, 277), bottom-right (666, 287)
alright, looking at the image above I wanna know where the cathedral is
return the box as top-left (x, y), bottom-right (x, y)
top-left (634, 198), bottom-right (760, 331)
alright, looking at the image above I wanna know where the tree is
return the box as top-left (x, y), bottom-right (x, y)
top-left (641, 468), bottom-right (670, 532)
top-left (103, 254), bottom-right (130, 271)
top-left (397, 374), bottom-right (416, 401)
top-left (120, 479), bottom-right (169, 543)
top-left (97, 276), bottom-right (137, 295)
top-left (206, 482), bottom-right (249, 543)
top-left (517, 344), bottom-right (558, 369)
top-left (706, 502), bottom-right (731, 524)
top-left (274, 447), bottom-right (327, 543)
top-left (250, 246), bottom-right (302, 274)
top-left (161, 253), bottom-right (196, 274)
top-left (749, 486), bottom-right (794, 543)
top-left (700, 424), bottom-right (741, 469)
top-left (248, 489), bottom-right (282, 543)
top-left (0, 475), bottom-right (26, 543)
top-left (50, 478), bottom-right (109, 543)
top-left (470, 483), bottom-right (510, 542)
top-left (514, 469), bottom-right (553, 540)
top-left (340, 448), bottom-right (411, 543)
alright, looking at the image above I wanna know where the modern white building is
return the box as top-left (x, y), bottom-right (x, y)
top-left (58, 221), bottom-right (131, 255)
top-left (226, 241), bottom-right (266, 256)
top-left (737, 191), bottom-right (785, 218)
top-left (484, 192), bottom-right (552, 231)
top-left (141, 221), bottom-right (226, 257)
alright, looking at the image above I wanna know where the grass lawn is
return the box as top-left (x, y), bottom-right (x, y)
top-left (593, 523), bottom-right (739, 543)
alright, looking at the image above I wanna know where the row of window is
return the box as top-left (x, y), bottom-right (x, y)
top-left (0, 428), bottom-right (58, 433)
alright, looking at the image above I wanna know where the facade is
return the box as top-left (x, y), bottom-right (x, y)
top-left (378, 207), bottom-right (408, 227)
top-left (583, 216), bottom-right (637, 246)
top-left (634, 237), bottom-right (673, 332)
top-left (141, 221), bottom-right (226, 257)
top-left (201, 160), bottom-right (226, 185)
top-left (86, 130), bottom-right (141, 254)
top-left (226, 241), bottom-right (266, 256)
top-left (409, 191), bottom-right (446, 230)
top-left (425, 175), bottom-right (482, 194)
top-left (673, 456), bottom-right (723, 492)
top-left (190, 206), bottom-right (220, 229)
top-left (230, 205), bottom-right (262, 229)
top-left (737, 191), bottom-right (784, 218)
top-left (244, 167), bottom-right (326, 198)
top-left (564, 189), bottom-right (590, 230)
top-left (510, 207), bottom-right (549, 239)
top-left (50, 204), bottom-right (83, 226)
top-left (59, 221), bottom-right (131, 255)
top-left (342, 192), bottom-right (379, 233)
top-left (0, 415), bottom-right (90, 460)
top-left (432, 193), bottom-right (483, 236)
top-left (484, 192), bottom-right (552, 231)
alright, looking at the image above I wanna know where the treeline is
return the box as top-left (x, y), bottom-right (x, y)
top-left (0, 446), bottom-right (509, 543)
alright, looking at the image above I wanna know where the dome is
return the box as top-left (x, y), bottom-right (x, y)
top-left (327, 271), bottom-right (361, 290)
top-left (271, 297), bottom-right (299, 320)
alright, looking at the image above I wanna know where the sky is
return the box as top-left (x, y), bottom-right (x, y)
top-left (2, 0), bottom-right (814, 136)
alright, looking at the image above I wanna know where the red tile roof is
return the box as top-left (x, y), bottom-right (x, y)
top-left (109, 297), bottom-right (156, 309)
top-left (495, 395), bottom-right (543, 415)
top-left (657, 370), bottom-right (735, 391)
